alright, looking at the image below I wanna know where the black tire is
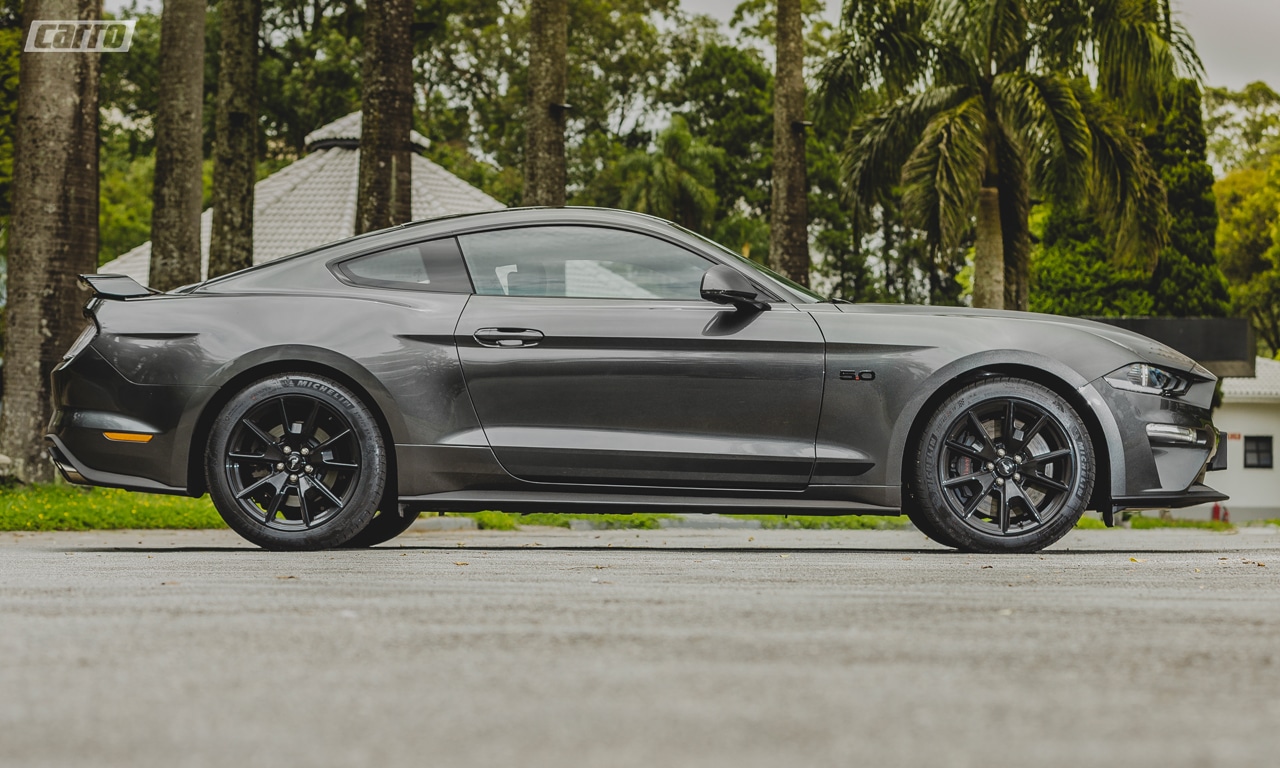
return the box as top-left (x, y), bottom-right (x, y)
top-left (205, 374), bottom-right (386, 550)
top-left (907, 376), bottom-right (1095, 554)
top-left (340, 507), bottom-right (421, 548)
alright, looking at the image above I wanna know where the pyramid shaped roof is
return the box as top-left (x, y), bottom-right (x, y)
top-left (102, 111), bottom-right (504, 285)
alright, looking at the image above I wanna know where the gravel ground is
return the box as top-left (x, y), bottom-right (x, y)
top-left (2, 525), bottom-right (1279, 768)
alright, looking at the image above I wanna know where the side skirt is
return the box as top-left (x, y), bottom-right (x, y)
top-left (399, 490), bottom-right (900, 516)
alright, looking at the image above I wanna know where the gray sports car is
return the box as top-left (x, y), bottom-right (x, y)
top-left (48, 207), bottom-right (1226, 552)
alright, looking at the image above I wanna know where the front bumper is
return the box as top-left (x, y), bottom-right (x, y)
top-left (1084, 373), bottom-right (1227, 514)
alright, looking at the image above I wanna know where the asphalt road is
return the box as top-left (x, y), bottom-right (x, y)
top-left (2, 525), bottom-right (1279, 768)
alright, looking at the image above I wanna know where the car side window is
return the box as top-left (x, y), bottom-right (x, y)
top-left (335, 237), bottom-right (473, 293)
top-left (457, 226), bottom-right (713, 300)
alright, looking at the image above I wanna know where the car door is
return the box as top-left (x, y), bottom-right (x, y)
top-left (454, 224), bottom-right (825, 490)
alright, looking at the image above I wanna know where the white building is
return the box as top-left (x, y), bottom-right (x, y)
top-left (1190, 356), bottom-right (1280, 521)
top-left (102, 111), bottom-right (504, 283)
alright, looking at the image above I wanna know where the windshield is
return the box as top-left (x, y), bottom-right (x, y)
top-left (678, 226), bottom-right (825, 304)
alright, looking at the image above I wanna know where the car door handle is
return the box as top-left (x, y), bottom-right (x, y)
top-left (473, 328), bottom-right (545, 347)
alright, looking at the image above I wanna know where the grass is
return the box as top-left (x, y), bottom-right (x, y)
top-left (0, 482), bottom-right (1243, 534)
top-left (0, 482), bottom-right (226, 531)
top-left (725, 514), bottom-right (910, 530)
top-left (502, 512), bottom-right (674, 529)
top-left (0, 483), bottom-right (674, 532)
top-left (1127, 515), bottom-right (1234, 531)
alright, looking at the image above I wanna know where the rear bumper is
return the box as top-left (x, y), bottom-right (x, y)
top-left (47, 434), bottom-right (187, 495)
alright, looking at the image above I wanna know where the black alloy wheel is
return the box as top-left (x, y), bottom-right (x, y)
top-left (206, 374), bottom-right (385, 550)
top-left (909, 377), bottom-right (1095, 553)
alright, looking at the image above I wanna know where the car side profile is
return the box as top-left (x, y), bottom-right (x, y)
top-left (48, 207), bottom-right (1226, 552)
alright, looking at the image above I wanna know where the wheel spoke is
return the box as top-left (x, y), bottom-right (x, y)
top-left (1025, 473), bottom-right (1070, 493)
top-left (995, 486), bottom-right (1009, 533)
top-left (279, 397), bottom-right (292, 435)
top-left (308, 476), bottom-right (345, 509)
top-left (1003, 400), bottom-right (1017, 445)
top-left (945, 439), bottom-right (987, 462)
top-left (301, 401), bottom-right (320, 444)
top-left (316, 459), bottom-right (358, 471)
top-left (228, 452), bottom-right (272, 464)
top-left (960, 476), bottom-right (997, 519)
top-left (1014, 414), bottom-right (1048, 453)
top-left (297, 480), bottom-right (313, 527)
top-left (1024, 448), bottom-right (1072, 467)
top-left (313, 428), bottom-right (352, 454)
top-left (240, 419), bottom-right (284, 458)
top-left (943, 470), bottom-right (991, 488)
top-left (235, 473), bottom-right (277, 501)
top-left (966, 411), bottom-right (998, 458)
top-left (1006, 481), bottom-right (1042, 524)
top-left (263, 481), bottom-right (289, 523)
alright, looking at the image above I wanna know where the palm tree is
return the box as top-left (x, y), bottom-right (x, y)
top-left (819, 0), bottom-right (1200, 309)
top-left (616, 116), bottom-right (722, 234)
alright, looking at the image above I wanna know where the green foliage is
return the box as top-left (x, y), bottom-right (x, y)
top-left (725, 514), bottom-right (909, 530)
top-left (1214, 155), bottom-right (1280, 355)
top-left (468, 511), bottom-right (519, 530)
top-left (1204, 82), bottom-right (1280, 173)
top-left (506, 512), bottom-right (673, 529)
top-left (819, 0), bottom-right (1195, 307)
top-left (1074, 516), bottom-right (1107, 529)
top-left (1215, 166), bottom-right (1275, 282)
top-left (259, 0), bottom-right (363, 158)
top-left (98, 134), bottom-right (155, 265)
top-left (1143, 80), bottom-right (1229, 317)
top-left (1030, 205), bottom-right (1155, 316)
top-left (0, 484), bottom-right (225, 531)
top-left (614, 116), bottom-right (721, 233)
top-left (1128, 515), bottom-right (1234, 531)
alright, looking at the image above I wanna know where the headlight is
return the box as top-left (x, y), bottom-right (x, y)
top-left (1105, 363), bottom-right (1191, 397)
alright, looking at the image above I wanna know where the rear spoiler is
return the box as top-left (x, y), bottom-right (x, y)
top-left (80, 274), bottom-right (156, 299)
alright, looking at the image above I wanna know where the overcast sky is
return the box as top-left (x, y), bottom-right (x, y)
top-left (103, 0), bottom-right (1278, 90)
top-left (682, 0), bottom-right (1280, 90)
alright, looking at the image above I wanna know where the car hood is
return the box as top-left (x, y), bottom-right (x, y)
top-left (836, 303), bottom-right (1207, 377)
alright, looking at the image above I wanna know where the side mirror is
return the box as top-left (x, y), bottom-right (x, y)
top-left (700, 265), bottom-right (770, 312)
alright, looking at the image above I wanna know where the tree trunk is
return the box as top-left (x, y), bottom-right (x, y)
top-left (149, 0), bottom-right (206, 291)
top-left (523, 0), bottom-right (568, 207)
top-left (973, 187), bottom-right (1005, 309)
top-left (997, 134), bottom-right (1030, 311)
top-left (769, 0), bottom-right (809, 287)
top-left (0, 0), bottom-right (100, 483)
top-left (356, 0), bottom-right (414, 234)
top-left (209, 0), bottom-right (260, 278)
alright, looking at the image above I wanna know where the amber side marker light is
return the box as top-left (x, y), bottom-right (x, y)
top-left (103, 432), bottom-right (153, 443)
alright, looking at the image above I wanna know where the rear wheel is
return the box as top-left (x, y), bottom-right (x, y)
top-left (908, 377), bottom-right (1094, 553)
top-left (205, 374), bottom-right (386, 550)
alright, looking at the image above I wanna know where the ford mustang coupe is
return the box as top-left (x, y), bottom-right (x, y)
top-left (48, 207), bottom-right (1226, 552)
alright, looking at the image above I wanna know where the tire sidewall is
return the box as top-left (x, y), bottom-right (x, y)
top-left (206, 374), bottom-right (386, 550)
top-left (913, 378), bottom-right (1095, 553)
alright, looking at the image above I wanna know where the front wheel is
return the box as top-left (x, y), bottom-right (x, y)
top-left (907, 377), bottom-right (1095, 553)
top-left (205, 374), bottom-right (387, 550)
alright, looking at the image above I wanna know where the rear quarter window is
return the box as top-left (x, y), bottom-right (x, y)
top-left (334, 237), bottom-right (473, 293)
